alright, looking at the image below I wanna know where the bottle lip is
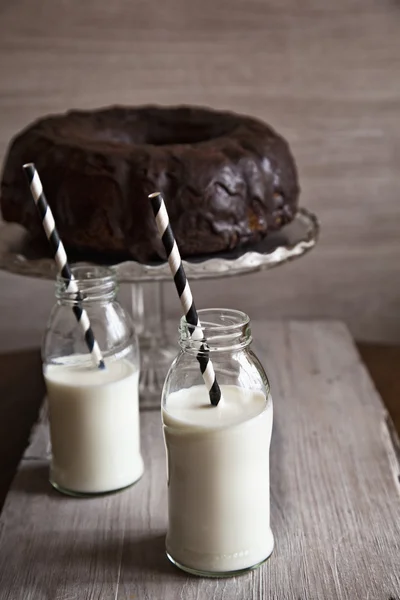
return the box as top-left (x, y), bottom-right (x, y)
top-left (179, 308), bottom-right (252, 351)
top-left (55, 265), bottom-right (117, 302)
top-left (180, 308), bottom-right (250, 332)
top-left (56, 265), bottom-right (115, 286)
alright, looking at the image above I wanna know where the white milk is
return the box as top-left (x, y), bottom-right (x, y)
top-left (162, 384), bottom-right (274, 574)
top-left (44, 356), bottom-right (143, 494)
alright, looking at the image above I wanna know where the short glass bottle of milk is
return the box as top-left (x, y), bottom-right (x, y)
top-left (43, 266), bottom-right (143, 496)
top-left (162, 308), bottom-right (274, 577)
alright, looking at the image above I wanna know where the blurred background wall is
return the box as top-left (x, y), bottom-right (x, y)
top-left (0, 0), bottom-right (399, 351)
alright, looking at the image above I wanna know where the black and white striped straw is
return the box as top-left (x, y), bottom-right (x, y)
top-left (148, 192), bottom-right (222, 406)
top-left (23, 163), bottom-right (105, 370)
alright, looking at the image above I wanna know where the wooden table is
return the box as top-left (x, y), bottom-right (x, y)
top-left (0, 321), bottom-right (399, 599)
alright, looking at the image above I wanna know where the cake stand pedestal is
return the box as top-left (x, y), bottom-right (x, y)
top-left (0, 208), bottom-right (319, 409)
top-left (130, 281), bottom-right (177, 405)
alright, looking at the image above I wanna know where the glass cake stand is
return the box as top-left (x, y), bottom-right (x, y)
top-left (0, 207), bottom-right (319, 409)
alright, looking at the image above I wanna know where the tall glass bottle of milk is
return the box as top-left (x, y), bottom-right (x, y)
top-left (162, 308), bottom-right (274, 577)
top-left (43, 266), bottom-right (143, 496)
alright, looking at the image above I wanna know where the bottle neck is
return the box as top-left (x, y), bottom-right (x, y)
top-left (179, 308), bottom-right (252, 354)
top-left (55, 266), bottom-right (117, 306)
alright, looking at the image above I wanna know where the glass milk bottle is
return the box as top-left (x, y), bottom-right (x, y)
top-left (42, 266), bottom-right (143, 496)
top-left (162, 308), bottom-right (274, 577)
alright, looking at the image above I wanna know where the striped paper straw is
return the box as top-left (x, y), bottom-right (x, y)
top-left (148, 192), bottom-right (222, 406)
top-left (23, 163), bottom-right (105, 370)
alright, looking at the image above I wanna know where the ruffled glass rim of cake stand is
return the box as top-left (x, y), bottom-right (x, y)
top-left (0, 208), bottom-right (319, 282)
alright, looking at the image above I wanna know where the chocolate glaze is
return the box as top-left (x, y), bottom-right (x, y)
top-left (0, 105), bottom-right (300, 262)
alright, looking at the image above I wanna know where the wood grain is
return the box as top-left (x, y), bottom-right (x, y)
top-left (1, 0), bottom-right (400, 345)
top-left (0, 321), bottom-right (399, 599)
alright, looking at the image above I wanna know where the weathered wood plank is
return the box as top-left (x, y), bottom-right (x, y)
top-left (0, 321), bottom-right (398, 599)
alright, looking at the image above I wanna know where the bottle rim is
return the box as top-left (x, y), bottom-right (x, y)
top-left (55, 265), bottom-right (117, 303)
top-left (179, 308), bottom-right (252, 352)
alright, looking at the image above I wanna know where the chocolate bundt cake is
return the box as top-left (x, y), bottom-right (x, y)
top-left (0, 105), bottom-right (300, 262)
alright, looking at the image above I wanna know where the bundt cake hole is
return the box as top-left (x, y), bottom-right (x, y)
top-left (57, 113), bottom-right (237, 148)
